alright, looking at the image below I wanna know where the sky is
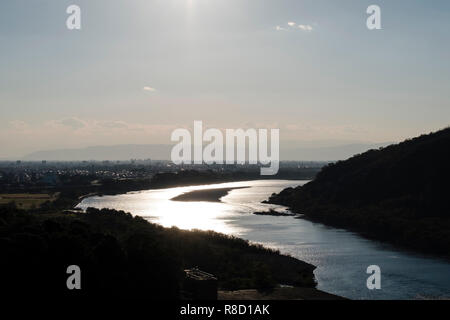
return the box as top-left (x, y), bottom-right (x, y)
top-left (1, 0), bottom-right (449, 158)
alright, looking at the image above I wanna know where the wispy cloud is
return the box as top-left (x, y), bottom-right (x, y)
top-left (143, 86), bottom-right (157, 92)
top-left (297, 24), bottom-right (313, 31)
top-left (275, 25), bottom-right (287, 31)
top-left (51, 117), bottom-right (87, 130)
top-left (9, 120), bottom-right (29, 131)
top-left (276, 21), bottom-right (313, 32)
top-left (97, 120), bottom-right (129, 129)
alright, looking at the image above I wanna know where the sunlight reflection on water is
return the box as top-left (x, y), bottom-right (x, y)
top-left (77, 180), bottom-right (450, 300)
top-left (77, 181), bottom-right (275, 234)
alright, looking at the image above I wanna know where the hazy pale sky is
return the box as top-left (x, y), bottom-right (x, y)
top-left (1, 0), bottom-right (449, 157)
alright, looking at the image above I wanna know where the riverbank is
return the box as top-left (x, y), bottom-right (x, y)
top-left (253, 209), bottom-right (296, 217)
top-left (171, 187), bottom-right (248, 202)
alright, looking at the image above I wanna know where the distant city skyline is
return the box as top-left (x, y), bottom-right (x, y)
top-left (1, 0), bottom-right (449, 158)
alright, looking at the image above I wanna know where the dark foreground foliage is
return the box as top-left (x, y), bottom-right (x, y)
top-left (0, 206), bottom-right (315, 299)
top-left (268, 128), bottom-right (450, 255)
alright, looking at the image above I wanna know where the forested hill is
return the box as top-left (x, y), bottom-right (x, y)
top-left (268, 127), bottom-right (450, 255)
top-left (0, 207), bottom-right (316, 298)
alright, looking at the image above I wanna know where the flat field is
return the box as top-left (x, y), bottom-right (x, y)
top-left (0, 193), bottom-right (59, 209)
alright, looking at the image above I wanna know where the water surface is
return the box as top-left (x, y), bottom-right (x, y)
top-left (77, 180), bottom-right (450, 299)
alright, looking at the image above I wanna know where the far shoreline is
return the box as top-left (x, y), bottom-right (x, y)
top-left (69, 171), bottom-right (311, 209)
top-left (170, 186), bottom-right (249, 202)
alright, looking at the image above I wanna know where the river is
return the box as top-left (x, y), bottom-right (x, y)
top-left (77, 180), bottom-right (450, 300)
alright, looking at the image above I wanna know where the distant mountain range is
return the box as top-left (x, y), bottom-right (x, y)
top-left (22, 145), bottom-right (172, 161)
top-left (280, 143), bottom-right (390, 161)
top-left (21, 142), bottom-right (391, 162)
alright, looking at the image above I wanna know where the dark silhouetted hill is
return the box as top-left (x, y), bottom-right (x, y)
top-left (0, 206), bottom-right (316, 298)
top-left (268, 128), bottom-right (450, 255)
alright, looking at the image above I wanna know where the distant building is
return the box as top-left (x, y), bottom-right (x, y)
top-left (183, 268), bottom-right (218, 300)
